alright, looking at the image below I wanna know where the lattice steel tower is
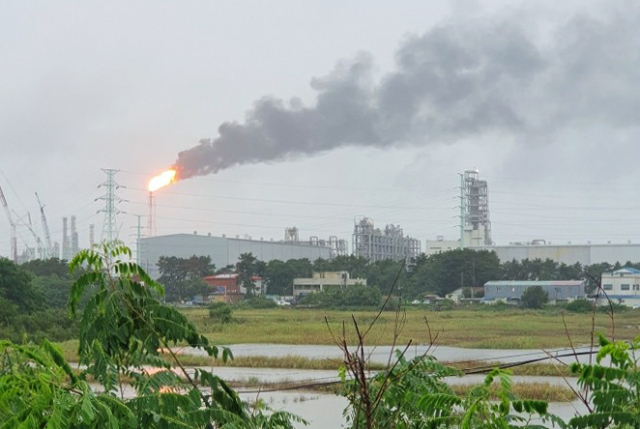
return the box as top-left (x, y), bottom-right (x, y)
top-left (98, 169), bottom-right (122, 243)
top-left (462, 169), bottom-right (492, 246)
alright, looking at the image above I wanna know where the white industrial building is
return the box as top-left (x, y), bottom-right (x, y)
top-left (473, 242), bottom-right (640, 266)
top-left (293, 271), bottom-right (367, 299)
top-left (599, 267), bottom-right (640, 307)
top-left (140, 233), bottom-right (332, 279)
top-left (425, 240), bottom-right (640, 266)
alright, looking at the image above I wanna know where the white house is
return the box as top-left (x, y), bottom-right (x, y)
top-left (600, 267), bottom-right (640, 307)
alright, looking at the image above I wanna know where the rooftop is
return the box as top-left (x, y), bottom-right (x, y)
top-left (606, 267), bottom-right (640, 275)
top-left (484, 280), bottom-right (584, 287)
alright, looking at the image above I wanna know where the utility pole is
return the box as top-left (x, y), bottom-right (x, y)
top-left (457, 172), bottom-right (466, 249)
top-left (97, 169), bottom-right (122, 243)
top-left (133, 214), bottom-right (143, 265)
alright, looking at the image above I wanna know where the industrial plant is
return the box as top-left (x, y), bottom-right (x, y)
top-left (352, 217), bottom-right (421, 262)
top-left (2, 165), bottom-right (640, 271)
top-left (425, 170), bottom-right (640, 266)
top-left (139, 231), bottom-right (335, 279)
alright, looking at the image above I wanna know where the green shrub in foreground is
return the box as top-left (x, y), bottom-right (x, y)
top-left (208, 302), bottom-right (234, 324)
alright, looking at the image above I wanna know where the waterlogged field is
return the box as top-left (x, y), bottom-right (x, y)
top-left (182, 306), bottom-right (640, 349)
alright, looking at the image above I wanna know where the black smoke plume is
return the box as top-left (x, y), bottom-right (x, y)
top-left (175, 5), bottom-right (640, 179)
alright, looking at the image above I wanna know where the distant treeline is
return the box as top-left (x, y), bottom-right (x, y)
top-left (0, 258), bottom-right (81, 342)
top-left (157, 249), bottom-right (634, 300)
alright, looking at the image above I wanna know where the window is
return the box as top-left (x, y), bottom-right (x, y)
top-left (603, 284), bottom-right (613, 291)
top-left (621, 284), bottom-right (630, 291)
top-left (634, 285), bottom-right (639, 291)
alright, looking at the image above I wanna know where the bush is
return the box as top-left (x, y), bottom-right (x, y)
top-left (521, 286), bottom-right (549, 309)
top-left (298, 284), bottom-right (381, 308)
top-left (208, 302), bottom-right (233, 324)
top-left (564, 299), bottom-right (594, 313)
top-left (241, 297), bottom-right (278, 309)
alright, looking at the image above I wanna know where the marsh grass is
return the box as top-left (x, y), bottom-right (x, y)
top-left (183, 307), bottom-right (640, 349)
top-left (451, 382), bottom-right (576, 402)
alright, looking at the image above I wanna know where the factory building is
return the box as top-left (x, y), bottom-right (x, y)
top-left (352, 217), bottom-right (421, 262)
top-left (484, 280), bottom-right (586, 304)
top-left (599, 267), bottom-right (640, 308)
top-left (285, 227), bottom-right (348, 258)
top-left (140, 233), bottom-right (333, 279)
top-left (424, 170), bottom-right (640, 266)
top-left (473, 242), bottom-right (640, 266)
top-left (424, 240), bottom-right (640, 266)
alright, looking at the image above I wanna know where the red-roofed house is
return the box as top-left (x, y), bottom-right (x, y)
top-left (203, 273), bottom-right (264, 303)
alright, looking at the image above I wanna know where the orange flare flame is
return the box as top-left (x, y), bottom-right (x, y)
top-left (148, 169), bottom-right (177, 192)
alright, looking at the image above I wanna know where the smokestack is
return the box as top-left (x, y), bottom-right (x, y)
top-left (89, 224), bottom-right (95, 248)
top-left (62, 217), bottom-right (69, 260)
top-left (173, 8), bottom-right (640, 179)
top-left (70, 215), bottom-right (79, 257)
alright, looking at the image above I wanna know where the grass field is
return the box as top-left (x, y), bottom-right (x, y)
top-left (182, 306), bottom-right (640, 349)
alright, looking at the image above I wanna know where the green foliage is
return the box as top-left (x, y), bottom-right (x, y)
top-left (31, 274), bottom-right (73, 309)
top-left (342, 352), bottom-right (552, 429)
top-left (264, 258), bottom-right (312, 295)
top-left (157, 255), bottom-right (215, 302)
top-left (568, 335), bottom-right (640, 428)
top-left (0, 257), bottom-right (44, 311)
top-left (241, 297), bottom-right (278, 309)
top-left (564, 299), bottom-right (594, 313)
top-left (298, 284), bottom-right (381, 308)
top-left (209, 302), bottom-right (234, 324)
top-left (521, 285), bottom-right (549, 309)
top-left (0, 258), bottom-right (77, 343)
top-left (21, 257), bottom-right (73, 278)
top-left (0, 242), bottom-right (301, 428)
top-left (405, 249), bottom-right (501, 298)
top-left (236, 253), bottom-right (266, 297)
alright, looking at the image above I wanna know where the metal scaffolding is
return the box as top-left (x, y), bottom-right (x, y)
top-left (463, 169), bottom-right (492, 245)
top-left (352, 217), bottom-right (421, 262)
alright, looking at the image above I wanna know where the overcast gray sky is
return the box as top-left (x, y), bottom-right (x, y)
top-left (1, 0), bottom-right (639, 259)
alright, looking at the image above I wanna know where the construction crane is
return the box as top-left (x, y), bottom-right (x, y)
top-left (23, 217), bottom-right (45, 260)
top-left (35, 192), bottom-right (53, 258)
top-left (0, 183), bottom-right (17, 263)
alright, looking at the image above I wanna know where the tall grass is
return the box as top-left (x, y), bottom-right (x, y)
top-left (181, 307), bottom-right (640, 349)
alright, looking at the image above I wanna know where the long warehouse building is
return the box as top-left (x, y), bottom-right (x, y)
top-left (140, 233), bottom-right (332, 279)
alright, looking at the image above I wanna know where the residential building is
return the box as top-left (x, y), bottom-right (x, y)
top-left (293, 271), bottom-right (367, 299)
top-left (599, 267), bottom-right (640, 307)
top-left (483, 280), bottom-right (586, 304)
top-left (203, 273), bottom-right (264, 303)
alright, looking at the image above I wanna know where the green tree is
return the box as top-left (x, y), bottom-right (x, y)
top-left (366, 259), bottom-right (405, 294)
top-left (521, 285), bottom-right (549, 309)
top-left (31, 275), bottom-right (72, 309)
top-left (406, 249), bottom-right (500, 298)
top-left (157, 255), bottom-right (215, 302)
top-left (0, 257), bottom-right (43, 311)
top-left (264, 258), bottom-right (312, 295)
top-left (236, 253), bottom-right (266, 297)
top-left (21, 257), bottom-right (71, 278)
